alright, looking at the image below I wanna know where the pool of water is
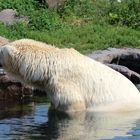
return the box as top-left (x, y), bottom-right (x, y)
top-left (0, 101), bottom-right (140, 140)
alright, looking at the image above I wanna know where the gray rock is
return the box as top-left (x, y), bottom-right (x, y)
top-left (0, 9), bottom-right (29, 25)
top-left (136, 84), bottom-right (140, 89)
top-left (88, 48), bottom-right (140, 64)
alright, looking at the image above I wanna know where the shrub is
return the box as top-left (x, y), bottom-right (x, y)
top-left (108, 0), bottom-right (140, 30)
top-left (57, 0), bottom-right (109, 24)
top-left (29, 9), bottom-right (62, 31)
top-left (0, 0), bottom-right (38, 15)
top-left (0, 0), bottom-right (62, 31)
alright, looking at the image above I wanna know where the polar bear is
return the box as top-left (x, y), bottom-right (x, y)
top-left (0, 39), bottom-right (140, 112)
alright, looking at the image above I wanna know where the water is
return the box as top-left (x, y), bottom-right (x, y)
top-left (0, 101), bottom-right (140, 140)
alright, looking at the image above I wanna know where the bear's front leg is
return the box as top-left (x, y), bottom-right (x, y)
top-left (57, 100), bottom-right (86, 112)
top-left (47, 83), bottom-right (86, 112)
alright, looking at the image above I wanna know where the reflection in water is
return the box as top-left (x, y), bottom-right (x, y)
top-left (0, 102), bottom-right (140, 140)
top-left (35, 111), bottom-right (140, 140)
top-left (0, 101), bottom-right (34, 120)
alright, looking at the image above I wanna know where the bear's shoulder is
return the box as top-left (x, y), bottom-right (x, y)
top-left (9, 39), bottom-right (57, 53)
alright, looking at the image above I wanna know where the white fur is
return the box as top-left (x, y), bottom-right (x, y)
top-left (0, 39), bottom-right (140, 112)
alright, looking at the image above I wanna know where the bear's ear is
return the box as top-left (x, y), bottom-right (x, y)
top-left (3, 44), bottom-right (16, 54)
top-left (0, 44), bottom-right (14, 65)
top-left (0, 45), bottom-right (11, 55)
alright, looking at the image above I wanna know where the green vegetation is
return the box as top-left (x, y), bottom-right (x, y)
top-left (0, 0), bottom-right (140, 53)
top-left (33, 95), bottom-right (50, 103)
top-left (108, 0), bottom-right (140, 30)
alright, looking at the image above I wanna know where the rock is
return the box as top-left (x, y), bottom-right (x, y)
top-left (136, 84), bottom-right (140, 89)
top-left (45, 0), bottom-right (65, 8)
top-left (0, 36), bottom-right (9, 46)
top-left (88, 48), bottom-right (140, 64)
top-left (88, 48), bottom-right (140, 84)
top-left (0, 9), bottom-right (29, 25)
top-left (0, 75), bottom-right (33, 101)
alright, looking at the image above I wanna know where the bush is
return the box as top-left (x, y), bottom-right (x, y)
top-left (9, 22), bottom-right (28, 38)
top-left (57, 0), bottom-right (109, 24)
top-left (108, 0), bottom-right (140, 30)
top-left (0, 0), bottom-right (38, 15)
top-left (0, 0), bottom-right (140, 53)
top-left (0, 0), bottom-right (63, 31)
top-left (29, 9), bottom-right (62, 31)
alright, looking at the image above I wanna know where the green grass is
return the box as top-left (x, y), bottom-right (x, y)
top-left (1, 22), bottom-right (140, 54)
top-left (0, 0), bottom-right (140, 54)
top-left (29, 24), bottom-right (140, 54)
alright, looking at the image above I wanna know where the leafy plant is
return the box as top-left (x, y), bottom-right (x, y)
top-left (108, 0), bottom-right (140, 30)
top-left (29, 9), bottom-right (62, 31)
top-left (0, 0), bottom-right (140, 54)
